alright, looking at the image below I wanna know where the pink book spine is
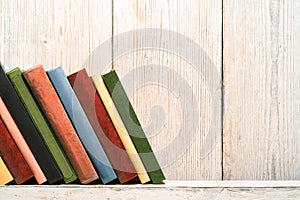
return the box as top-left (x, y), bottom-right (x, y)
top-left (0, 97), bottom-right (47, 184)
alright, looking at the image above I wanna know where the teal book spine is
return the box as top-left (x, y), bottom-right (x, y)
top-left (47, 67), bottom-right (117, 184)
top-left (7, 68), bottom-right (77, 184)
top-left (102, 70), bottom-right (165, 184)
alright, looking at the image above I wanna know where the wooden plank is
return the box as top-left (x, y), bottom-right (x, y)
top-left (112, 0), bottom-right (222, 180)
top-left (223, 0), bottom-right (300, 179)
top-left (2, 181), bottom-right (300, 199)
top-left (4, 180), bottom-right (300, 188)
top-left (0, 0), bottom-right (112, 74)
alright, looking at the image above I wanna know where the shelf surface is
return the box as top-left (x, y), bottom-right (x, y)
top-left (2, 181), bottom-right (300, 199)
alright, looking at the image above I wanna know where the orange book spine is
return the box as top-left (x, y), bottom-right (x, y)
top-left (23, 65), bottom-right (98, 184)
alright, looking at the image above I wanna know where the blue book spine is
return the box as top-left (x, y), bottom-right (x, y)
top-left (47, 67), bottom-right (117, 184)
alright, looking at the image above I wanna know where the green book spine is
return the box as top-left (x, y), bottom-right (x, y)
top-left (102, 70), bottom-right (165, 184)
top-left (7, 68), bottom-right (77, 184)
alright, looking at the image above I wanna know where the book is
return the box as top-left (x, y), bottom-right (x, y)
top-left (0, 97), bottom-right (46, 184)
top-left (0, 157), bottom-right (13, 185)
top-left (47, 67), bottom-right (117, 184)
top-left (23, 65), bottom-right (99, 184)
top-left (7, 68), bottom-right (77, 184)
top-left (0, 117), bottom-right (33, 184)
top-left (102, 70), bottom-right (165, 183)
top-left (68, 69), bottom-right (137, 184)
top-left (92, 74), bottom-right (150, 183)
top-left (0, 64), bottom-right (63, 184)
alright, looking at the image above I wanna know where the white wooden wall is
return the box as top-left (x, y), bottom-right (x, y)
top-left (0, 0), bottom-right (299, 181)
top-left (223, 0), bottom-right (300, 180)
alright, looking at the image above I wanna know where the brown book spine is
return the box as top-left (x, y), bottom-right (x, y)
top-left (0, 97), bottom-right (46, 184)
top-left (68, 69), bottom-right (137, 183)
top-left (0, 117), bottom-right (33, 184)
top-left (23, 65), bottom-right (99, 184)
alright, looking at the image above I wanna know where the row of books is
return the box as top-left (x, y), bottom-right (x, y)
top-left (0, 64), bottom-right (165, 185)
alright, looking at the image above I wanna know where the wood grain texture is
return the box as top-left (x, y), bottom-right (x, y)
top-left (112, 0), bottom-right (222, 180)
top-left (223, 0), bottom-right (300, 180)
top-left (2, 181), bottom-right (300, 199)
top-left (0, 0), bottom-right (224, 181)
top-left (0, 0), bottom-right (111, 72)
top-left (2, 0), bottom-right (299, 182)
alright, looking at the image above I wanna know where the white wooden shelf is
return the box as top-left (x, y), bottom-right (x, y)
top-left (1, 181), bottom-right (300, 199)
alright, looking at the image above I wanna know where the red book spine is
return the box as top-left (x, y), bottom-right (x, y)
top-left (23, 65), bottom-right (99, 184)
top-left (0, 118), bottom-right (33, 184)
top-left (68, 69), bottom-right (137, 183)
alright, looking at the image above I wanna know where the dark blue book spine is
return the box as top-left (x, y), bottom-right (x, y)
top-left (47, 67), bottom-right (117, 184)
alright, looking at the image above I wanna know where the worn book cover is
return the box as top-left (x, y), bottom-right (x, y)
top-left (47, 67), bottom-right (117, 184)
top-left (0, 63), bottom-right (62, 184)
top-left (23, 65), bottom-right (98, 184)
top-left (68, 69), bottom-right (137, 184)
top-left (102, 70), bottom-right (165, 184)
top-left (92, 74), bottom-right (150, 184)
top-left (0, 157), bottom-right (13, 185)
top-left (7, 68), bottom-right (77, 184)
top-left (0, 117), bottom-right (33, 184)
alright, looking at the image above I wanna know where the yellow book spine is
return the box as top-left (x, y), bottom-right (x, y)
top-left (92, 75), bottom-right (150, 184)
top-left (0, 157), bottom-right (13, 185)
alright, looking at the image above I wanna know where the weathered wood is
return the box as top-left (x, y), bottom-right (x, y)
top-left (0, 0), bottom-right (112, 73)
top-left (2, 181), bottom-right (300, 200)
top-left (1, 0), bottom-right (299, 184)
top-left (0, 0), bottom-right (223, 181)
top-left (112, 0), bottom-right (222, 180)
top-left (223, 0), bottom-right (300, 180)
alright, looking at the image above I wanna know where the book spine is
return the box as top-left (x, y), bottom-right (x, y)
top-left (67, 69), bottom-right (137, 184)
top-left (0, 117), bottom-right (33, 184)
top-left (7, 68), bottom-right (77, 184)
top-left (23, 65), bottom-right (99, 184)
top-left (0, 97), bottom-right (46, 184)
top-left (92, 74), bottom-right (150, 184)
top-left (0, 64), bottom-right (62, 184)
top-left (47, 67), bottom-right (117, 184)
top-left (102, 70), bottom-right (165, 184)
top-left (0, 157), bottom-right (14, 185)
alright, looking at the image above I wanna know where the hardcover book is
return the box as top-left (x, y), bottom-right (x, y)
top-left (47, 67), bottom-right (117, 184)
top-left (92, 74), bottom-right (150, 184)
top-left (0, 97), bottom-right (46, 184)
top-left (0, 64), bottom-right (62, 184)
top-left (0, 157), bottom-right (13, 185)
top-left (102, 70), bottom-right (165, 184)
top-left (68, 69), bottom-right (137, 184)
top-left (23, 65), bottom-right (99, 184)
top-left (0, 117), bottom-right (33, 184)
top-left (7, 68), bottom-right (77, 184)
